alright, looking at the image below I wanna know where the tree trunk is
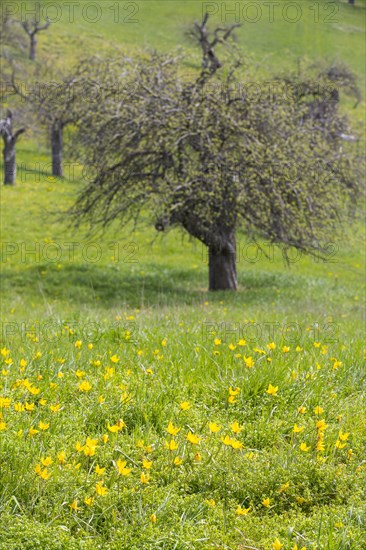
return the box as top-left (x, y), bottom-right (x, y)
top-left (3, 139), bottom-right (16, 185)
top-left (348, 0), bottom-right (355, 4)
top-left (209, 232), bottom-right (237, 291)
top-left (51, 123), bottom-right (63, 177)
top-left (29, 35), bottom-right (36, 60)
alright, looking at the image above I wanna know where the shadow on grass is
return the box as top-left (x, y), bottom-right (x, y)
top-left (0, 262), bottom-right (305, 310)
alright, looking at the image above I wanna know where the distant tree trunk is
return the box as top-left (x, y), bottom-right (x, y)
top-left (0, 111), bottom-right (25, 185)
top-left (29, 34), bottom-right (37, 60)
top-left (3, 138), bottom-right (16, 185)
top-left (21, 19), bottom-right (51, 61)
top-left (51, 122), bottom-right (63, 177)
top-left (209, 232), bottom-right (237, 290)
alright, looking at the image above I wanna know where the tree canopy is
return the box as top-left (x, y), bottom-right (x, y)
top-left (68, 32), bottom-right (362, 290)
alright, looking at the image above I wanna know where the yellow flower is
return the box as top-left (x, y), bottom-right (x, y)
top-left (75, 370), bottom-right (85, 378)
top-left (293, 424), bottom-right (304, 433)
top-left (173, 456), bottom-right (183, 466)
top-left (186, 432), bottom-right (200, 445)
top-left (238, 339), bottom-right (246, 346)
top-left (28, 427), bottom-right (39, 436)
top-left (107, 419), bottom-right (125, 433)
top-left (0, 421), bottom-right (7, 431)
top-left (20, 359), bottom-right (27, 368)
top-left (41, 457), bottom-right (52, 466)
top-left (314, 406), bottom-right (324, 415)
top-left (267, 342), bottom-right (276, 350)
top-left (84, 496), bottom-right (94, 506)
top-left (335, 440), bottom-right (346, 449)
top-left (228, 343), bottom-right (236, 351)
top-left (95, 481), bottom-right (108, 496)
top-left (229, 386), bottom-right (240, 396)
top-left (231, 439), bottom-right (244, 450)
top-left (150, 513), bottom-right (157, 523)
top-left (161, 338), bottom-right (167, 347)
top-left (140, 472), bottom-right (150, 484)
top-left (214, 338), bottom-right (221, 346)
top-left (244, 356), bottom-right (254, 368)
top-left (14, 402), bottom-right (25, 412)
top-left (39, 468), bottom-right (51, 480)
top-left (300, 442), bottom-right (310, 452)
top-left (209, 422), bottom-right (221, 433)
top-left (142, 459), bottom-right (152, 469)
top-left (262, 497), bottom-right (270, 507)
top-left (166, 421), bottom-right (181, 436)
top-left (57, 451), bottom-right (66, 464)
top-left (95, 464), bottom-right (106, 476)
top-left (0, 397), bottom-right (11, 408)
top-left (266, 384), bottom-right (278, 396)
top-left (0, 347), bottom-right (10, 356)
top-left (88, 343), bottom-right (93, 350)
top-left (110, 354), bottom-right (120, 363)
top-left (282, 346), bottom-right (290, 353)
top-left (231, 421), bottom-right (243, 434)
top-left (298, 406), bottom-right (306, 414)
top-left (78, 380), bottom-right (92, 392)
top-left (116, 459), bottom-right (132, 476)
top-left (102, 434), bottom-right (109, 444)
top-left (84, 437), bottom-right (98, 456)
top-left (228, 395), bottom-right (237, 404)
top-left (180, 401), bottom-right (190, 411)
top-left (49, 404), bottom-right (61, 413)
top-left (279, 482), bottom-right (290, 493)
top-left (205, 499), bottom-right (216, 507)
top-left (38, 421), bottom-right (49, 431)
top-left (339, 431), bottom-right (349, 441)
top-left (316, 419), bottom-right (327, 431)
top-left (236, 505), bottom-right (250, 515)
top-left (69, 500), bottom-right (80, 511)
top-left (221, 435), bottom-right (232, 446)
top-left (272, 539), bottom-right (284, 550)
top-left (74, 340), bottom-right (82, 349)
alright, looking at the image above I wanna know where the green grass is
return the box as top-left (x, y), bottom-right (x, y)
top-left (0, 1), bottom-right (366, 548)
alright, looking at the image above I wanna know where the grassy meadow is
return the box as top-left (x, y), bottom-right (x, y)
top-left (0, 1), bottom-right (366, 548)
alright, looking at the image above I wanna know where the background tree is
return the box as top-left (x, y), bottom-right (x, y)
top-left (21, 16), bottom-right (50, 60)
top-left (69, 26), bottom-right (361, 291)
top-left (0, 109), bottom-right (25, 185)
top-left (186, 12), bottom-right (240, 72)
top-left (11, 63), bottom-right (84, 177)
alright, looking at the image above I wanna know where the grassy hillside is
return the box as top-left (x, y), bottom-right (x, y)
top-left (0, 1), bottom-right (365, 549)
